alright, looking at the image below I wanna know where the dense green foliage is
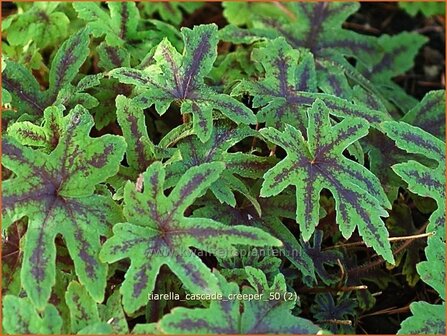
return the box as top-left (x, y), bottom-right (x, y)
top-left (2, 2), bottom-right (445, 335)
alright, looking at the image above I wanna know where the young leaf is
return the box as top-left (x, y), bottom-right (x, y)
top-left (165, 119), bottom-right (273, 207)
top-left (234, 38), bottom-right (391, 132)
top-left (159, 268), bottom-right (321, 334)
top-left (260, 99), bottom-right (394, 263)
top-left (3, 2), bottom-right (70, 49)
top-left (100, 161), bottom-right (281, 313)
top-left (2, 295), bottom-right (63, 334)
top-left (382, 121), bottom-right (445, 238)
top-left (2, 105), bottom-right (126, 309)
top-left (138, 2), bottom-right (203, 25)
top-left (3, 28), bottom-right (94, 119)
top-left (110, 24), bottom-right (256, 142)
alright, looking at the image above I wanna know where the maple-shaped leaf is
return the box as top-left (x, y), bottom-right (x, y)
top-left (158, 267), bottom-right (321, 334)
top-left (233, 38), bottom-right (390, 132)
top-left (100, 161), bottom-right (281, 313)
top-left (3, 2), bottom-right (70, 50)
top-left (260, 99), bottom-right (394, 263)
top-left (383, 121), bottom-right (446, 334)
top-left (382, 121), bottom-right (445, 238)
top-left (2, 105), bottom-right (126, 309)
top-left (221, 2), bottom-right (381, 98)
top-left (73, 2), bottom-right (169, 63)
top-left (2, 28), bottom-right (98, 120)
top-left (165, 119), bottom-right (274, 207)
top-left (357, 32), bottom-right (428, 112)
top-left (2, 295), bottom-right (63, 334)
top-left (110, 24), bottom-right (256, 142)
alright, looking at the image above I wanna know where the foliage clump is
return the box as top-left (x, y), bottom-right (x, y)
top-left (1, 2), bottom-right (445, 335)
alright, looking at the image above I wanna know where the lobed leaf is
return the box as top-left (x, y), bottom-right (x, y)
top-left (2, 105), bottom-right (126, 308)
top-left (100, 161), bottom-right (281, 313)
top-left (260, 99), bottom-right (393, 263)
top-left (111, 24), bottom-right (256, 142)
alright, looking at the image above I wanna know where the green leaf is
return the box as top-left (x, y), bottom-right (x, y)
top-left (2, 28), bottom-right (93, 119)
top-left (260, 99), bottom-right (394, 263)
top-left (417, 236), bottom-right (445, 300)
top-left (166, 119), bottom-right (273, 207)
top-left (402, 90), bottom-right (446, 140)
top-left (222, 2), bottom-right (381, 97)
top-left (2, 105), bottom-right (126, 309)
top-left (116, 95), bottom-right (156, 173)
top-left (4, 2), bottom-right (70, 49)
top-left (73, 2), bottom-right (177, 63)
top-left (2, 295), bottom-right (63, 334)
top-left (110, 24), bottom-right (256, 142)
top-left (382, 121), bottom-right (445, 238)
top-left (138, 2), bottom-right (203, 25)
top-left (234, 38), bottom-right (391, 132)
top-left (158, 268), bottom-right (321, 333)
top-left (100, 161), bottom-right (281, 313)
top-left (358, 32), bottom-right (428, 112)
top-left (398, 302), bottom-right (446, 334)
top-left (7, 105), bottom-right (65, 151)
top-left (194, 196), bottom-right (316, 285)
top-left (66, 281), bottom-right (101, 333)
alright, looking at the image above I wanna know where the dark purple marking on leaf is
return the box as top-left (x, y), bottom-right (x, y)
top-left (301, 2), bottom-right (327, 54)
top-left (127, 114), bottom-right (152, 170)
top-left (105, 46), bottom-right (124, 68)
top-left (370, 45), bottom-right (406, 75)
top-left (401, 131), bottom-right (444, 159)
top-left (87, 144), bottom-right (114, 168)
top-left (407, 168), bottom-right (444, 191)
top-left (173, 173), bottom-right (208, 209)
top-left (53, 31), bottom-right (84, 93)
top-left (157, 45), bottom-right (182, 98)
top-left (28, 198), bottom-right (60, 294)
top-left (119, 4), bottom-right (129, 39)
top-left (319, 37), bottom-right (377, 55)
top-left (169, 318), bottom-right (230, 333)
top-left (74, 229), bottom-right (97, 279)
top-left (132, 264), bottom-right (149, 298)
top-left (173, 253), bottom-right (208, 289)
top-left (2, 73), bottom-right (45, 115)
top-left (182, 31), bottom-right (213, 97)
top-left (71, 293), bottom-right (91, 322)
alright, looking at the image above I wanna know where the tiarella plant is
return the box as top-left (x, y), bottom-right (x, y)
top-left (1, 2), bottom-right (445, 335)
